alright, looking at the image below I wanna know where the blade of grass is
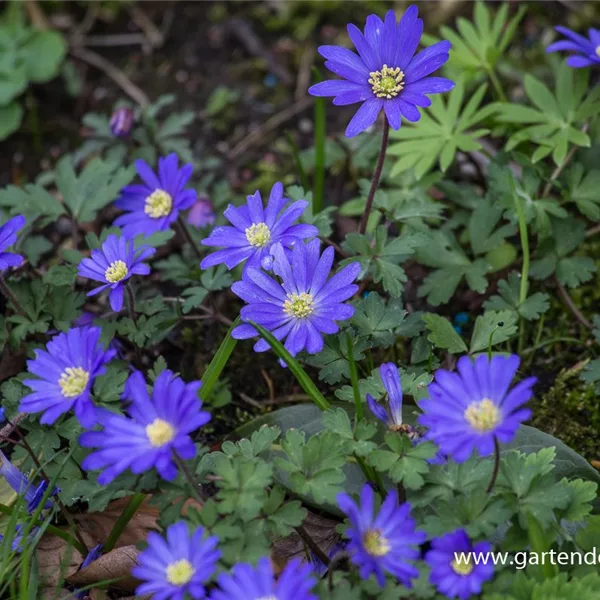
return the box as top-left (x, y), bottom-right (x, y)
top-left (103, 492), bottom-right (147, 553)
top-left (284, 131), bottom-right (310, 192)
top-left (248, 321), bottom-right (330, 411)
top-left (312, 67), bottom-right (326, 214)
top-left (201, 316), bottom-right (240, 400)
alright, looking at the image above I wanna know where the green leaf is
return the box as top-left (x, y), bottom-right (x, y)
top-left (22, 30), bottom-right (66, 83)
top-left (389, 78), bottom-right (498, 179)
top-left (201, 317), bottom-right (240, 400)
top-left (469, 309), bottom-right (517, 353)
top-left (350, 293), bottom-right (407, 348)
top-left (483, 273), bottom-right (550, 321)
top-left (0, 183), bottom-right (64, 224)
top-left (422, 313), bottom-right (468, 354)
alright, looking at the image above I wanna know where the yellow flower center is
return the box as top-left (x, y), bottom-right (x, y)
top-left (451, 556), bottom-right (474, 576)
top-left (145, 189), bottom-right (173, 218)
top-left (104, 260), bottom-right (128, 283)
top-left (369, 64), bottom-right (405, 99)
top-left (245, 222), bottom-right (271, 248)
top-left (58, 367), bottom-right (90, 398)
top-left (363, 529), bottom-right (391, 557)
top-left (596, 45), bottom-right (600, 58)
top-left (464, 398), bottom-right (501, 432)
top-left (166, 559), bottom-right (195, 586)
top-left (146, 418), bottom-right (176, 447)
top-left (283, 292), bottom-right (314, 319)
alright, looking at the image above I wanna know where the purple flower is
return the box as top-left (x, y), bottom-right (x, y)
top-left (0, 450), bottom-right (55, 513)
top-left (188, 195), bottom-right (216, 228)
top-left (425, 529), bottom-right (494, 599)
top-left (418, 355), bottom-right (536, 463)
top-left (231, 240), bottom-right (360, 357)
top-left (546, 26), bottom-right (600, 68)
top-left (309, 541), bottom-right (346, 576)
top-left (0, 215), bottom-right (25, 272)
top-left (77, 234), bottom-right (155, 312)
top-left (114, 154), bottom-right (197, 238)
top-left (200, 182), bottom-right (317, 273)
top-left (76, 544), bottom-right (104, 599)
top-left (133, 522), bottom-right (220, 600)
top-left (337, 484), bottom-right (425, 587)
top-left (20, 326), bottom-right (116, 428)
top-left (309, 7), bottom-right (454, 137)
top-left (0, 406), bottom-right (4, 422)
top-left (210, 557), bottom-right (316, 600)
top-left (80, 369), bottom-right (210, 484)
top-left (367, 363), bottom-right (404, 430)
top-left (109, 106), bottom-right (135, 138)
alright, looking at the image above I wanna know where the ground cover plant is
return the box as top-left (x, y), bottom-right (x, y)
top-left (0, 1), bottom-right (600, 598)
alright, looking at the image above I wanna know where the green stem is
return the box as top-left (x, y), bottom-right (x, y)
top-left (0, 504), bottom-right (87, 556)
top-left (346, 332), bottom-right (363, 424)
top-left (522, 336), bottom-right (586, 355)
top-left (177, 216), bottom-right (203, 260)
top-left (104, 492), bottom-right (146, 553)
top-left (285, 131), bottom-right (310, 192)
top-left (512, 178), bottom-right (529, 354)
top-left (312, 68), bottom-right (326, 214)
top-left (201, 316), bottom-right (240, 400)
top-left (126, 282), bottom-right (137, 326)
top-left (525, 314), bottom-right (545, 370)
top-left (487, 66), bottom-right (507, 102)
top-left (359, 121), bottom-right (389, 234)
top-left (173, 454), bottom-right (204, 504)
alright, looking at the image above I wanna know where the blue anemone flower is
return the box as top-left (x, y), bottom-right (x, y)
top-left (20, 326), bottom-right (116, 428)
top-left (200, 182), bottom-right (318, 273)
top-left (80, 369), bottom-right (210, 484)
top-left (309, 7), bottom-right (454, 137)
top-left (78, 234), bottom-right (155, 312)
top-left (337, 484), bottom-right (425, 587)
top-left (0, 450), bottom-right (55, 513)
top-left (366, 363), bottom-right (404, 430)
top-left (210, 557), bottom-right (317, 600)
top-left (0, 215), bottom-right (25, 272)
top-left (114, 154), bottom-right (197, 238)
top-left (231, 240), bottom-right (360, 357)
top-left (425, 529), bottom-right (494, 599)
top-left (133, 522), bottom-right (220, 600)
top-left (418, 355), bottom-right (536, 463)
top-left (546, 26), bottom-right (600, 68)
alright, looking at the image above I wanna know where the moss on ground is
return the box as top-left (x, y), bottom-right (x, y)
top-left (531, 361), bottom-right (600, 462)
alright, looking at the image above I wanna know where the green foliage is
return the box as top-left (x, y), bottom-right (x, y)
top-left (484, 273), bottom-right (550, 321)
top-left (0, 3), bottom-right (66, 140)
top-left (389, 79), bottom-right (497, 179)
top-left (495, 63), bottom-right (600, 165)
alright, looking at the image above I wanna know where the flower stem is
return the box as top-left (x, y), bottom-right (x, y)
top-left (177, 216), bottom-right (203, 260)
top-left (327, 551), bottom-right (350, 591)
top-left (486, 437), bottom-right (501, 494)
top-left (359, 121), bottom-right (390, 235)
top-left (511, 177), bottom-right (529, 355)
top-left (173, 454), bottom-right (204, 504)
top-left (0, 277), bottom-right (27, 317)
top-left (126, 282), bottom-right (138, 326)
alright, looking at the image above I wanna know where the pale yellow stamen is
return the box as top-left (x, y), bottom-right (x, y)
top-left (596, 45), bottom-right (600, 58)
top-left (464, 398), bottom-right (501, 432)
top-left (245, 222), bottom-right (271, 248)
top-left (145, 189), bottom-right (173, 218)
top-left (451, 556), bottom-right (475, 575)
top-left (166, 559), bottom-right (194, 586)
top-left (58, 367), bottom-right (90, 398)
top-left (146, 418), bottom-right (175, 447)
top-left (105, 260), bottom-right (128, 283)
top-left (368, 64), bottom-right (405, 99)
top-left (363, 529), bottom-right (391, 557)
top-left (283, 292), bottom-right (314, 319)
